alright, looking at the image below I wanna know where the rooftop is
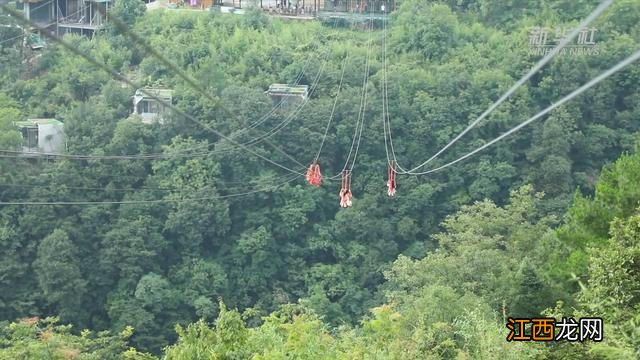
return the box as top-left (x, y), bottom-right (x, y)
top-left (267, 84), bottom-right (309, 95)
top-left (134, 88), bottom-right (174, 99)
top-left (14, 118), bottom-right (63, 127)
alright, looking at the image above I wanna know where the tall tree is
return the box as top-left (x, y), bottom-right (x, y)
top-left (33, 229), bottom-right (88, 324)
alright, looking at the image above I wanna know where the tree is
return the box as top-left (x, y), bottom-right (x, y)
top-left (109, 0), bottom-right (146, 29)
top-left (244, 6), bottom-right (270, 31)
top-left (164, 302), bottom-right (250, 359)
top-left (384, 186), bottom-right (558, 317)
top-left (0, 224), bottom-right (36, 320)
top-left (0, 317), bottom-right (156, 360)
top-left (527, 107), bottom-right (577, 198)
top-left (556, 152), bottom-right (640, 282)
top-left (394, 2), bottom-right (459, 60)
top-left (33, 229), bottom-right (88, 324)
top-left (152, 138), bottom-right (231, 257)
top-left (169, 258), bottom-right (228, 320)
top-left (0, 2), bottom-right (639, 356)
top-left (0, 93), bottom-right (23, 186)
top-left (0, 93), bottom-right (22, 149)
top-left (100, 215), bottom-right (166, 288)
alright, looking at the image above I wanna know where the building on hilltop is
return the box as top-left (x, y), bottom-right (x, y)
top-left (133, 88), bottom-right (173, 124)
top-left (22, 0), bottom-right (112, 37)
top-left (266, 84), bottom-right (309, 107)
top-left (14, 118), bottom-right (65, 153)
top-left (56, 0), bottom-right (111, 36)
top-left (22, 0), bottom-right (56, 32)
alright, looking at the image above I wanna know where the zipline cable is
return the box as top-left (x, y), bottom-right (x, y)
top-left (240, 41), bottom-right (334, 146)
top-left (381, 9), bottom-right (395, 165)
top-left (0, 33), bottom-right (23, 46)
top-left (313, 47), bottom-right (350, 163)
top-left (235, 18), bottom-right (349, 151)
top-left (327, 14), bottom-right (375, 180)
top-left (347, 15), bottom-right (375, 172)
top-left (304, 8), bottom-right (358, 187)
top-left (407, 48), bottom-right (640, 175)
top-left (380, 9), bottom-right (409, 176)
top-left (0, 178), bottom-right (256, 192)
top-left (382, 13), bottom-right (408, 173)
top-left (0, 17), bottom-right (341, 162)
top-left (0, 14), bottom-right (332, 162)
top-left (0, 173), bottom-right (303, 206)
top-left (98, 9), bottom-right (306, 167)
top-left (0, 168), bottom-right (277, 193)
top-left (403, 0), bottom-right (614, 174)
top-left (219, 17), bottom-right (341, 138)
top-left (0, 4), bottom-right (305, 176)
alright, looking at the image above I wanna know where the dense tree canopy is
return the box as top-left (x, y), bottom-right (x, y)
top-left (0, 0), bottom-right (639, 357)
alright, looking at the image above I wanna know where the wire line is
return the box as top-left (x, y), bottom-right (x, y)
top-left (0, 4), bottom-right (305, 176)
top-left (404, 0), bottom-right (614, 174)
top-left (407, 48), bottom-right (640, 175)
top-left (0, 16), bottom-right (340, 162)
top-left (314, 48), bottom-right (350, 162)
top-left (0, 174), bottom-right (302, 205)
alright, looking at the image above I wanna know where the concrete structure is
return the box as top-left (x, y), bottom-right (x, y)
top-left (266, 84), bottom-right (309, 106)
top-left (23, 0), bottom-right (56, 31)
top-left (56, 0), bottom-right (111, 36)
top-left (22, 0), bottom-right (111, 37)
top-left (133, 88), bottom-right (173, 123)
top-left (14, 118), bottom-right (65, 153)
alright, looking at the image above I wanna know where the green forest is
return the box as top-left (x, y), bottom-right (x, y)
top-left (0, 0), bottom-right (639, 358)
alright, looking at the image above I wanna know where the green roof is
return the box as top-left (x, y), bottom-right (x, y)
top-left (14, 118), bottom-right (63, 127)
top-left (26, 33), bottom-right (46, 49)
top-left (268, 84), bottom-right (309, 94)
top-left (135, 88), bottom-right (173, 99)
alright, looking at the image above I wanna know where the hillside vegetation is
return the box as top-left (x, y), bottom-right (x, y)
top-left (0, 0), bottom-right (639, 358)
